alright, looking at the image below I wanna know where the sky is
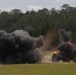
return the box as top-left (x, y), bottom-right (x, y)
top-left (0, 0), bottom-right (76, 12)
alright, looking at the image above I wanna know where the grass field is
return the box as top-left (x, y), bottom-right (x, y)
top-left (0, 63), bottom-right (76, 75)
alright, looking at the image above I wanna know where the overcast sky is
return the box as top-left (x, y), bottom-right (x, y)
top-left (0, 0), bottom-right (76, 12)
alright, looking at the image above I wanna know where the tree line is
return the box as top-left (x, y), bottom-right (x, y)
top-left (0, 4), bottom-right (76, 43)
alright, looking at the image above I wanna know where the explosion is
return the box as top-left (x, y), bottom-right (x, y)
top-left (0, 30), bottom-right (44, 64)
top-left (52, 29), bottom-right (76, 62)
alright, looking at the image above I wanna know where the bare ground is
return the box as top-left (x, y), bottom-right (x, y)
top-left (41, 55), bottom-right (52, 63)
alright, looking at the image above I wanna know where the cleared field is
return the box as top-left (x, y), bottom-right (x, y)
top-left (0, 63), bottom-right (76, 75)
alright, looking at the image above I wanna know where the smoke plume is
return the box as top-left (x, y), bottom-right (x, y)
top-left (59, 29), bottom-right (71, 41)
top-left (0, 30), bottom-right (44, 64)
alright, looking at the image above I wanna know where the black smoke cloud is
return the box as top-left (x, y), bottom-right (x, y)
top-left (59, 29), bottom-right (71, 41)
top-left (0, 30), bottom-right (44, 64)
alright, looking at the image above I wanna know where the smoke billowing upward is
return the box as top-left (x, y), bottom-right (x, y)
top-left (0, 30), bottom-right (44, 64)
top-left (59, 29), bottom-right (71, 41)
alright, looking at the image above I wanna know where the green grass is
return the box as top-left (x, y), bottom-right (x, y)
top-left (0, 63), bottom-right (76, 75)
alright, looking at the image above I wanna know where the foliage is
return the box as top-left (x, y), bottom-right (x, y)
top-left (0, 4), bottom-right (76, 42)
